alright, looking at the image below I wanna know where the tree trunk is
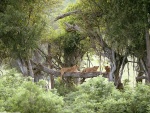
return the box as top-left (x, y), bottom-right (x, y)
top-left (136, 59), bottom-right (146, 83)
top-left (17, 58), bottom-right (28, 76)
top-left (146, 28), bottom-right (150, 82)
top-left (47, 44), bottom-right (54, 89)
top-left (109, 50), bottom-right (116, 81)
top-left (33, 50), bottom-right (43, 82)
top-left (113, 54), bottom-right (125, 89)
top-left (27, 59), bottom-right (34, 78)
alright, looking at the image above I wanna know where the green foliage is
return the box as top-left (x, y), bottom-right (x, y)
top-left (54, 77), bottom-right (78, 96)
top-left (1, 69), bottom-right (150, 113)
top-left (0, 0), bottom-right (61, 59)
top-left (63, 32), bottom-right (85, 55)
top-left (0, 69), bottom-right (64, 113)
top-left (65, 0), bottom-right (150, 57)
top-left (63, 77), bottom-right (115, 113)
top-left (50, 30), bottom-right (90, 66)
top-left (63, 77), bottom-right (150, 113)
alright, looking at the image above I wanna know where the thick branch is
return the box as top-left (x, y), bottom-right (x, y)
top-left (36, 63), bottom-right (60, 75)
top-left (136, 76), bottom-right (147, 81)
top-left (54, 10), bottom-right (80, 21)
top-left (64, 72), bottom-right (102, 78)
top-left (35, 63), bottom-right (103, 78)
top-left (64, 22), bottom-right (81, 32)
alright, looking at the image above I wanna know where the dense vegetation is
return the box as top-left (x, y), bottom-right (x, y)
top-left (1, 69), bottom-right (150, 113)
top-left (0, 69), bottom-right (64, 113)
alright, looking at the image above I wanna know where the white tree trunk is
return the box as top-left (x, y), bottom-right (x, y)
top-left (17, 58), bottom-right (28, 76)
top-left (27, 59), bottom-right (34, 77)
top-left (118, 56), bottom-right (127, 84)
top-left (109, 50), bottom-right (116, 81)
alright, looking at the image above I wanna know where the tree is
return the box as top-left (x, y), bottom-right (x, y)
top-left (98, 0), bottom-right (150, 83)
top-left (0, 0), bottom-right (62, 88)
top-left (56, 0), bottom-right (150, 87)
top-left (55, 0), bottom-right (127, 88)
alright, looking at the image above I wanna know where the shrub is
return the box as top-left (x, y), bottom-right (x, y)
top-left (54, 77), bottom-right (78, 96)
top-left (63, 77), bottom-right (150, 113)
top-left (64, 77), bottom-right (115, 113)
top-left (0, 69), bottom-right (64, 113)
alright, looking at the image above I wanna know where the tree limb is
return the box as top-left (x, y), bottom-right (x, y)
top-left (32, 61), bottom-right (103, 78)
top-left (64, 22), bottom-right (81, 32)
top-left (54, 10), bottom-right (80, 21)
top-left (136, 76), bottom-right (147, 81)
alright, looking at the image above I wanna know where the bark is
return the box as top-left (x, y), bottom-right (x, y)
top-left (17, 59), bottom-right (24, 74)
top-left (32, 50), bottom-right (43, 82)
top-left (109, 50), bottom-right (116, 81)
top-left (33, 50), bottom-right (42, 63)
top-left (140, 59), bottom-right (148, 76)
top-left (33, 68), bottom-right (42, 82)
top-left (136, 76), bottom-right (147, 82)
top-left (113, 55), bottom-right (124, 86)
top-left (27, 59), bottom-right (34, 78)
top-left (116, 55), bottom-right (127, 89)
top-left (136, 59), bottom-right (147, 83)
top-left (64, 22), bottom-right (81, 32)
top-left (54, 10), bottom-right (102, 22)
top-left (34, 62), bottom-right (103, 78)
top-left (54, 10), bottom-right (80, 21)
top-left (47, 44), bottom-right (54, 89)
top-left (17, 58), bottom-right (28, 76)
top-left (102, 72), bottom-right (109, 78)
top-left (145, 28), bottom-right (150, 82)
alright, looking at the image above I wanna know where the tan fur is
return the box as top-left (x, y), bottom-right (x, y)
top-left (82, 66), bottom-right (99, 73)
top-left (60, 65), bottom-right (78, 80)
top-left (105, 66), bottom-right (110, 74)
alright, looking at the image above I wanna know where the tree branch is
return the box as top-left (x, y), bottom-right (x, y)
top-left (136, 76), bottom-right (147, 81)
top-left (32, 61), bottom-right (103, 78)
top-left (64, 22), bottom-right (81, 32)
top-left (54, 10), bottom-right (80, 21)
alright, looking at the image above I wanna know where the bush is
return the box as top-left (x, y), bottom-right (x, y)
top-left (54, 77), bottom-right (78, 96)
top-left (63, 77), bottom-right (150, 113)
top-left (64, 77), bottom-right (115, 113)
top-left (0, 69), bottom-right (64, 113)
top-left (2, 69), bottom-right (150, 113)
